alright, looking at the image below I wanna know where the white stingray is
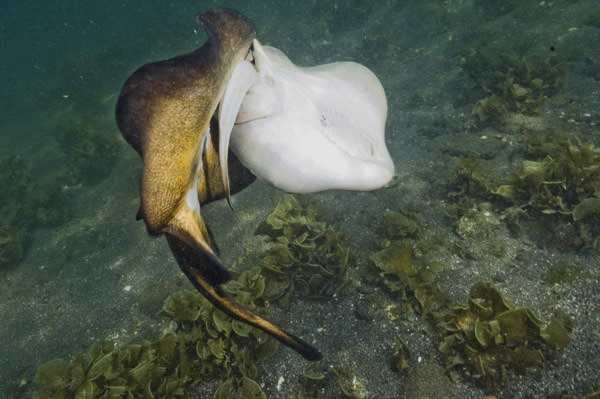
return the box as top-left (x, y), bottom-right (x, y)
top-left (218, 39), bottom-right (394, 196)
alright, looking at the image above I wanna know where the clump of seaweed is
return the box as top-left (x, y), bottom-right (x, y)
top-left (392, 336), bottom-right (411, 373)
top-left (444, 153), bottom-right (506, 241)
top-left (0, 155), bottom-right (66, 268)
top-left (370, 240), bottom-right (446, 317)
top-left (438, 281), bottom-right (570, 390)
top-left (54, 115), bottom-right (122, 185)
top-left (497, 138), bottom-right (600, 211)
top-left (255, 195), bottom-right (354, 307)
top-left (34, 339), bottom-right (188, 399)
top-left (460, 48), bottom-right (567, 123)
top-left (369, 203), bottom-right (447, 318)
top-left (370, 241), bottom-right (417, 293)
top-left (0, 155), bottom-right (33, 266)
top-left (443, 138), bottom-right (600, 248)
top-left (445, 152), bottom-right (495, 229)
top-left (297, 356), bottom-right (375, 399)
top-left (31, 185), bottom-right (66, 227)
top-left (495, 138), bottom-right (600, 247)
top-left (297, 361), bottom-right (329, 399)
top-left (0, 225), bottom-right (26, 266)
top-left (383, 210), bottom-right (420, 239)
top-left (159, 267), bottom-right (278, 382)
top-left (33, 268), bottom-right (277, 398)
top-left (544, 261), bottom-right (585, 286)
top-left (449, 152), bottom-right (493, 199)
top-left (212, 376), bottom-right (266, 399)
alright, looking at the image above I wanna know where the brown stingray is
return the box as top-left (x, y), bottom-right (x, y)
top-left (115, 8), bottom-right (322, 361)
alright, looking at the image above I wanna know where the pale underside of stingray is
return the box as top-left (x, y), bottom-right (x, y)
top-left (218, 39), bottom-right (395, 196)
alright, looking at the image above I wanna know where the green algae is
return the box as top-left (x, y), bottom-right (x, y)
top-left (572, 198), bottom-right (600, 222)
top-left (33, 268), bottom-right (276, 398)
top-left (461, 48), bottom-right (567, 124)
top-left (54, 115), bottom-right (122, 186)
top-left (370, 241), bottom-right (417, 293)
top-left (383, 210), bottom-right (421, 239)
top-left (297, 356), bottom-right (374, 399)
top-left (370, 239), bottom-right (446, 318)
top-left (392, 336), bottom-right (411, 372)
top-left (369, 238), bottom-right (572, 392)
top-left (297, 361), bottom-right (328, 399)
top-left (438, 281), bottom-right (569, 390)
top-left (0, 155), bottom-right (33, 266)
top-left (0, 115), bottom-right (122, 267)
top-left (443, 138), bottom-right (600, 249)
top-left (255, 195), bottom-right (354, 306)
top-left (157, 267), bottom-right (279, 381)
top-left (449, 152), bottom-right (493, 199)
top-left (497, 139), bottom-right (600, 213)
top-left (0, 155), bottom-right (67, 268)
top-left (213, 376), bottom-right (265, 399)
top-left (34, 339), bottom-right (188, 399)
top-left (584, 390), bottom-right (600, 399)
top-left (495, 138), bottom-right (600, 247)
top-left (545, 261), bottom-right (585, 285)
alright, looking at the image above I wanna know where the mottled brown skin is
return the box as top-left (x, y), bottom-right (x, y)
top-left (115, 8), bottom-right (322, 361)
top-left (197, 118), bottom-right (256, 207)
top-left (116, 8), bottom-right (255, 235)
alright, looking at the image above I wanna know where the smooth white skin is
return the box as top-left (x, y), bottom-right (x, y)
top-left (218, 60), bottom-right (257, 201)
top-left (220, 39), bottom-right (394, 194)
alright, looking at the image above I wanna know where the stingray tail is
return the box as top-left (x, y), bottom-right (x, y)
top-left (166, 234), bottom-right (323, 361)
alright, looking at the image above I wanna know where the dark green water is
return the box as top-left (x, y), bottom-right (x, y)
top-left (1, 1), bottom-right (600, 398)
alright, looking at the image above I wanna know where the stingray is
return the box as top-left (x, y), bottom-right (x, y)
top-left (218, 39), bottom-right (394, 195)
top-left (115, 7), bottom-right (393, 361)
top-left (116, 8), bottom-right (321, 361)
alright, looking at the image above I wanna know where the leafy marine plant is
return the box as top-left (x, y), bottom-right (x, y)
top-left (496, 138), bottom-right (600, 212)
top-left (0, 155), bottom-right (33, 266)
top-left (33, 268), bottom-right (277, 398)
top-left (460, 48), bottom-right (567, 123)
top-left (442, 138), bottom-right (600, 248)
top-left (494, 138), bottom-right (600, 247)
top-left (212, 376), bottom-right (265, 399)
top-left (438, 281), bottom-right (569, 390)
top-left (0, 155), bottom-right (66, 268)
top-left (370, 239), bottom-right (446, 317)
top-left (34, 338), bottom-right (188, 399)
top-left (297, 357), bottom-right (375, 399)
top-left (392, 336), bottom-right (411, 373)
top-left (544, 261), bottom-right (585, 285)
top-left (449, 152), bottom-right (492, 197)
top-left (255, 195), bottom-right (354, 307)
top-left (383, 210), bottom-right (420, 239)
top-left (54, 115), bottom-right (122, 186)
top-left (159, 267), bottom-right (279, 381)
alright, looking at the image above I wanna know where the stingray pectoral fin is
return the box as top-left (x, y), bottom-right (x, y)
top-left (171, 246), bottom-right (323, 361)
top-left (235, 40), bottom-right (283, 124)
top-left (218, 60), bottom-right (258, 206)
top-left (252, 39), bottom-right (286, 76)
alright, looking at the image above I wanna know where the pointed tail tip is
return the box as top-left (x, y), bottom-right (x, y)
top-left (300, 345), bottom-right (323, 361)
top-left (289, 336), bottom-right (322, 361)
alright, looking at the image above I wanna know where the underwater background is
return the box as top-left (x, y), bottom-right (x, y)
top-left (1, 0), bottom-right (600, 398)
